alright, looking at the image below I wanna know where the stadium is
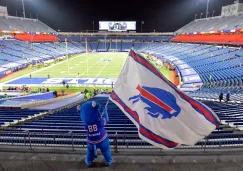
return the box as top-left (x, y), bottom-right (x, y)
top-left (0, 0), bottom-right (243, 170)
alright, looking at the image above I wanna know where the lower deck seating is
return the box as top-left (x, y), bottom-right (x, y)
top-left (189, 87), bottom-right (243, 102)
top-left (0, 109), bottom-right (46, 126)
top-left (0, 96), bottom-right (242, 149)
top-left (202, 101), bottom-right (243, 129)
top-left (138, 42), bottom-right (243, 99)
top-left (0, 40), bottom-right (85, 73)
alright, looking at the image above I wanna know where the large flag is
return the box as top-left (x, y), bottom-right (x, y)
top-left (109, 50), bottom-right (220, 149)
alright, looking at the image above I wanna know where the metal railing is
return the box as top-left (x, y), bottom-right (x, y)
top-left (1, 131), bottom-right (243, 152)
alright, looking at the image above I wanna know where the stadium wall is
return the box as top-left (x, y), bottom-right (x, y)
top-left (0, 63), bottom-right (29, 80)
top-left (4, 92), bottom-right (54, 101)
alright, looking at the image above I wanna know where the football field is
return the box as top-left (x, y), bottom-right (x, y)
top-left (32, 52), bottom-right (127, 78)
top-left (3, 52), bottom-right (171, 87)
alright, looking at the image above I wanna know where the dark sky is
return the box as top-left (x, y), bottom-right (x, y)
top-left (0, 0), bottom-right (238, 32)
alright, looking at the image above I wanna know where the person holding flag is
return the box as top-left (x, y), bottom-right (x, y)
top-left (80, 101), bottom-right (112, 166)
top-left (109, 50), bottom-right (220, 149)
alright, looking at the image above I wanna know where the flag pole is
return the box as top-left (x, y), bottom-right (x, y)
top-left (101, 99), bottom-right (110, 117)
top-left (105, 98), bottom-right (110, 108)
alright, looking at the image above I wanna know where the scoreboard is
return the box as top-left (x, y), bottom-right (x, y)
top-left (99, 21), bottom-right (136, 31)
top-left (221, 2), bottom-right (243, 17)
top-left (0, 6), bottom-right (8, 17)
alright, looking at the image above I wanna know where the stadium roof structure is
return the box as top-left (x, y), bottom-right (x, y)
top-left (176, 13), bottom-right (243, 34)
top-left (0, 15), bottom-right (56, 33)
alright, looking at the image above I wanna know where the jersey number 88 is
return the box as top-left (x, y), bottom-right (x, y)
top-left (88, 125), bottom-right (98, 132)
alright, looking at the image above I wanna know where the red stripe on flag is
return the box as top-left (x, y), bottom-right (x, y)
top-left (129, 51), bottom-right (163, 79)
top-left (139, 126), bottom-right (178, 147)
top-left (136, 85), bottom-right (175, 114)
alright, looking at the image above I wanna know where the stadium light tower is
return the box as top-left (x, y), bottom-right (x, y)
top-left (92, 21), bottom-right (94, 33)
top-left (206, 0), bottom-right (210, 18)
top-left (21, 0), bottom-right (26, 18)
top-left (141, 21), bottom-right (144, 33)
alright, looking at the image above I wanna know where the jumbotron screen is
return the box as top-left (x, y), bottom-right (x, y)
top-left (99, 21), bottom-right (136, 31)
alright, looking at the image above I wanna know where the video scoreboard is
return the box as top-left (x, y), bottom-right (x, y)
top-left (99, 21), bottom-right (136, 31)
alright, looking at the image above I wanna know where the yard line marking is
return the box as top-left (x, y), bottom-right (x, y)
top-left (60, 71), bottom-right (66, 74)
top-left (95, 54), bottom-right (116, 78)
top-left (70, 67), bottom-right (74, 69)
top-left (95, 61), bottom-right (109, 77)
top-left (81, 55), bottom-right (102, 75)
top-left (2, 53), bottom-right (87, 85)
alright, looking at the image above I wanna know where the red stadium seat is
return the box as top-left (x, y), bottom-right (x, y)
top-left (14, 34), bottom-right (60, 42)
top-left (171, 34), bottom-right (243, 44)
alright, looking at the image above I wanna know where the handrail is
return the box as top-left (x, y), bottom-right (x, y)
top-left (0, 131), bottom-right (243, 151)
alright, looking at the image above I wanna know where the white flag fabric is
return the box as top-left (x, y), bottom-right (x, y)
top-left (109, 50), bottom-right (220, 149)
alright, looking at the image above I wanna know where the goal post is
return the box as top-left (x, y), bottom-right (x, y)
top-left (65, 38), bottom-right (70, 75)
top-left (86, 38), bottom-right (88, 53)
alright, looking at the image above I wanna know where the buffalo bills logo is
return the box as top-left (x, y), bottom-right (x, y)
top-left (129, 85), bottom-right (181, 119)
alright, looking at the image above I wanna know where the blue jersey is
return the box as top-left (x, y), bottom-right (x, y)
top-left (85, 118), bottom-right (108, 144)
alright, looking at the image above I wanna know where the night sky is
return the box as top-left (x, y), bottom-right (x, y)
top-left (0, 0), bottom-right (238, 32)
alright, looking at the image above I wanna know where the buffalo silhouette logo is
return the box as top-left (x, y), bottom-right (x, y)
top-left (129, 85), bottom-right (181, 119)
